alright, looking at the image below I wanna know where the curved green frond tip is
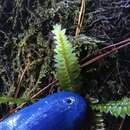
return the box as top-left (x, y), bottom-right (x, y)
top-left (52, 24), bottom-right (80, 92)
top-left (92, 97), bottom-right (130, 118)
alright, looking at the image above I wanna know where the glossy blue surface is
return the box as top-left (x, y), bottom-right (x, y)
top-left (0, 92), bottom-right (87, 130)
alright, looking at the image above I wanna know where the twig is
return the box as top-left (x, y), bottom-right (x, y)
top-left (30, 80), bottom-right (58, 99)
top-left (15, 54), bottom-right (32, 97)
top-left (118, 118), bottom-right (125, 130)
top-left (80, 38), bottom-right (130, 63)
top-left (75, 0), bottom-right (85, 36)
top-left (80, 39), bottom-right (130, 68)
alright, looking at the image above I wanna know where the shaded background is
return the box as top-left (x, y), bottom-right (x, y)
top-left (0, 0), bottom-right (130, 130)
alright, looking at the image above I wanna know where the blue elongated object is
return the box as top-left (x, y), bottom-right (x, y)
top-left (0, 91), bottom-right (87, 130)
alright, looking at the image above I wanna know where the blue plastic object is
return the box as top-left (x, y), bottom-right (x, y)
top-left (0, 91), bottom-right (87, 130)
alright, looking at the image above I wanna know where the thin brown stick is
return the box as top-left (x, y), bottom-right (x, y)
top-left (15, 61), bottom-right (31, 97)
top-left (30, 80), bottom-right (58, 99)
top-left (15, 53), bottom-right (32, 98)
top-left (80, 38), bottom-right (130, 63)
top-left (75, 0), bottom-right (85, 36)
top-left (80, 41), bottom-right (130, 68)
top-left (79, 0), bottom-right (85, 31)
top-left (118, 118), bottom-right (125, 130)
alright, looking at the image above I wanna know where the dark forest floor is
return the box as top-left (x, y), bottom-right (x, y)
top-left (0, 0), bottom-right (130, 130)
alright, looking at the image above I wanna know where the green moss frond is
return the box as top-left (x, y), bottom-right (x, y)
top-left (0, 96), bottom-right (35, 105)
top-left (52, 24), bottom-right (80, 92)
top-left (92, 97), bottom-right (130, 118)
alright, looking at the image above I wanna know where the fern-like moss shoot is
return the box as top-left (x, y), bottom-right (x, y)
top-left (52, 24), bottom-right (80, 92)
top-left (92, 97), bottom-right (130, 118)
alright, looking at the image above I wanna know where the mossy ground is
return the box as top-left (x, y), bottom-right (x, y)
top-left (0, 0), bottom-right (130, 130)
